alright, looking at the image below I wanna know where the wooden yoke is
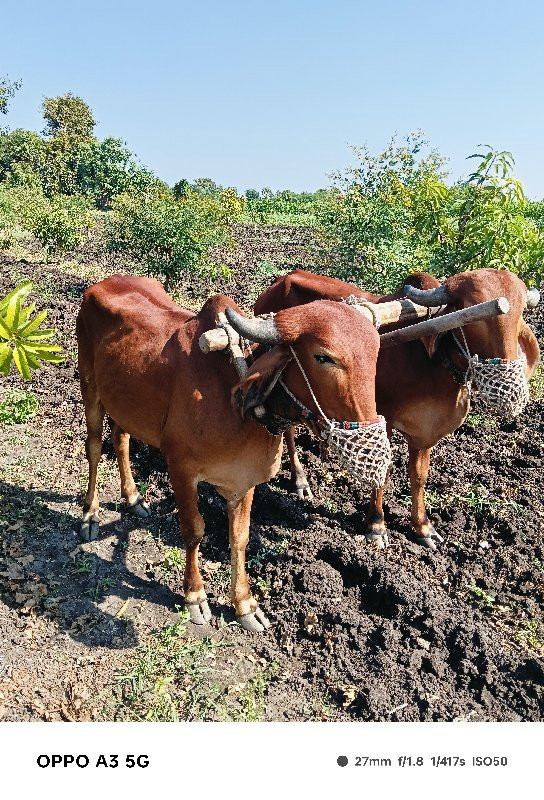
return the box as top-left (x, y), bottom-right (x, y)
top-left (347, 297), bottom-right (442, 327)
top-left (379, 297), bottom-right (510, 349)
top-left (199, 313), bottom-right (266, 419)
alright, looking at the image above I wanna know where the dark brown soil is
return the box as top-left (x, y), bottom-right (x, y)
top-left (1, 226), bottom-right (543, 722)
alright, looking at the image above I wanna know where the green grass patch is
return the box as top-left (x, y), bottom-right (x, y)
top-left (467, 585), bottom-right (496, 607)
top-left (530, 365), bottom-right (544, 401)
top-left (0, 389), bottom-right (39, 425)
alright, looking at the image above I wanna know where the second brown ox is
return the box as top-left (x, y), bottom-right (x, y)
top-left (254, 267), bottom-right (540, 549)
top-left (76, 275), bottom-right (382, 631)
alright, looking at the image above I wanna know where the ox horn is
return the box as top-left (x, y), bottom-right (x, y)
top-left (402, 284), bottom-right (450, 307)
top-left (527, 288), bottom-right (540, 309)
top-left (224, 306), bottom-right (282, 344)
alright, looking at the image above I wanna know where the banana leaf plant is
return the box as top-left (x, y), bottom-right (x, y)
top-left (0, 281), bottom-right (65, 379)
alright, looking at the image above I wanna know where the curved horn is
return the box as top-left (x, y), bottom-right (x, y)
top-left (402, 284), bottom-right (450, 307)
top-left (224, 306), bottom-right (282, 344)
top-left (527, 288), bottom-right (540, 309)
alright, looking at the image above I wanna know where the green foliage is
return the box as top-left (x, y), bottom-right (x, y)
top-left (76, 137), bottom-right (160, 209)
top-left (108, 186), bottom-right (243, 290)
top-left (316, 132), bottom-right (449, 291)
top-left (111, 612), bottom-right (220, 721)
top-left (42, 93), bottom-right (96, 140)
top-left (0, 76), bottom-right (21, 115)
top-left (417, 148), bottom-right (544, 285)
top-left (0, 388), bottom-right (38, 424)
top-left (244, 188), bottom-right (323, 225)
top-left (468, 585), bottom-right (496, 607)
top-left (318, 135), bottom-right (544, 291)
top-left (0, 281), bottom-right (65, 379)
top-left (0, 129), bottom-right (46, 187)
top-left (25, 191), bottom-right (93, 258)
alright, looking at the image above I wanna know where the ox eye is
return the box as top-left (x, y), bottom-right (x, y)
top-left (314, 353), bottom-right (336, 365)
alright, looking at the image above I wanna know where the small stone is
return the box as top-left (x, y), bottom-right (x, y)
top-left (479, 540), bottom-right (491, 549)
top-left (416, 637), bottom-right (431, 651)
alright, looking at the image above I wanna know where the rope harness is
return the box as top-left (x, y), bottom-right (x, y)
top-left (450, 327), bottom-right (529, 419)
top-left (280, 346), bottom-right (392, 488)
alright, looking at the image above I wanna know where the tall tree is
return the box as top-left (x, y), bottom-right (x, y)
top-left (42, 93), bottom-right (95, 139)
top-left (0, 76), bottom-right (22, 115)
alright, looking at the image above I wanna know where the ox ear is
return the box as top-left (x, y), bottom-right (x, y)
top-left (232, 345), bottom-right (293, 419)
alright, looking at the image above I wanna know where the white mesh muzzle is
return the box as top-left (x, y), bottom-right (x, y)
top-left (468, 354), bottom-right (529, 419)
top-left (321, 415), bottom-right (392, 488)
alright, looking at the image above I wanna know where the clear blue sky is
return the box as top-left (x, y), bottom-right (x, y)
top-left (2, 0), bottom-right (544, 198)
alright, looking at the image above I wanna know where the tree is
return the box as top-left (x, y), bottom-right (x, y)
top-left (316, 132), bottom-right (447, 290)
top-left (0, 76), bottom-right (21, 115)
top-left (42, 93), bottom-right (95, 139)
top-left (76, 137), bottom-right (132, 209)
top-left (0, 129), bottom-right (46, 186)
top-left (41, 93), bottom-right (96, 195)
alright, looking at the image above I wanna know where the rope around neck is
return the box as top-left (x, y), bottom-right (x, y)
top-left (281, 345), bottom-right (392, 487)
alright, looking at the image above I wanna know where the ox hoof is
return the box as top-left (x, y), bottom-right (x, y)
top-left (415, 528), bottom-right (444, 551)
top-left (365, 531), bottom-right (389, 549)
top-left (237, 607), bottom-right (271, 633)
top-left (291, 476), bottom-right (313, 501)
top-left (296, 483), bottom-right (313, 501)
top-left (127, 495), bottom-right (151, 519)
top-left (185, 599), bottom-right (212, 625)
top-left (80, 514), bottom-right (100, 542)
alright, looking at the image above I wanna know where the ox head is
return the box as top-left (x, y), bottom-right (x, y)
top-left (225, 300), bottom-right (381, 432)
top-left (402, 269), bottom-right (534, 360)
top-left (403, 268), bottom-right (540, 418)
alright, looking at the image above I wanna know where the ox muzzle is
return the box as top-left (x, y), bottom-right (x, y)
top-left (465, 350), bottom-right (530, 419)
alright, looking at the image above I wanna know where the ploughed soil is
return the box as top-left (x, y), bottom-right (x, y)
top-left (0, 225), bottom-right (543, 722)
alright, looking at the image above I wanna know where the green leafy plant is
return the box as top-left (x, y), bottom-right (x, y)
top-left (516, 619), bottom-right (541, 650)
top-left (0, 281), bottom-right (65, 378)
top-left (162, 546), bottom-right (185, 574)
top-left (317, 135), bottom-right (544, 290)
top-left (468, 585), bottom-right (496, 607)
top-left (30, 194), bottom-right (93, 258)
top-left (108, 186), bottom-right (241, 290)
top-left (0, 388), bottom-right (38, 424)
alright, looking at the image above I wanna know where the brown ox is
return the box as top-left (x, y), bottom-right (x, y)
top-left (76, 275), bottom-right (381, 631)
top-left (254, 268), bottom-right (540, 548)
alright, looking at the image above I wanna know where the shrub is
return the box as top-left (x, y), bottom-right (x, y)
top-left (0, 281), bottom-right (65, 379)
top-left (27, 193), bottom-right (93, 258)
top-left (108, 186), bottom-right (242, 290)
top-left (317, 135), bottom-right (544, 292)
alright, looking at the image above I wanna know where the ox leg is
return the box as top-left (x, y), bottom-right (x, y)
top-left (228, 489), bottom-right (270, 633)
top-left (80, 398), bottom-right (106, 541)
top-left (286, 427), bottom-right (313, 500)
top-left (365, 486), bottom-right (389, 549)
top-left (408, 445), bottom-right (443, 551)
top-left (168, 466), bottom-right (211, 625)
top-left (109, 420), bottom-right (150, 519)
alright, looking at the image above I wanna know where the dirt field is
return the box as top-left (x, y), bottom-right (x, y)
top-left (1, 227), bottom-right (543, 721)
